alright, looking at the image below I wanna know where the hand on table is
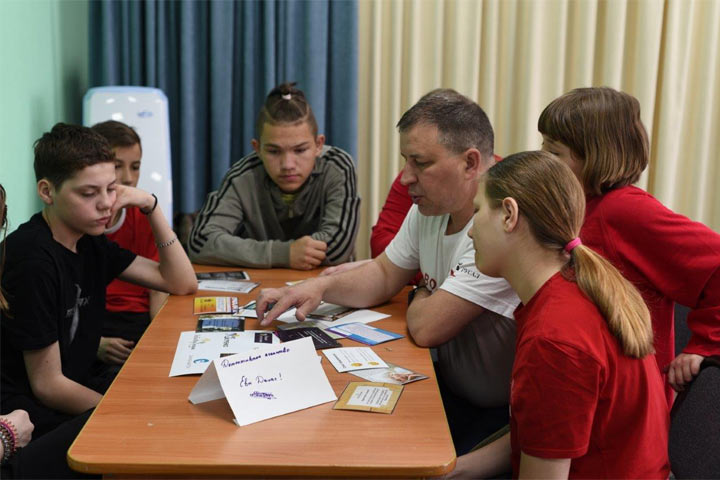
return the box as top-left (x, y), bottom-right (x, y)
top-left (290, 236), bottom-right (327, 270)
top-left (256, 278), bottom-right (326, 326)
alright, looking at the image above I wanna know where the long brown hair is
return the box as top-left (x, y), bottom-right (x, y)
top-left (485, 151), bottom-right (654, 358)
top-left (538, 87), bottom-right (649, 196)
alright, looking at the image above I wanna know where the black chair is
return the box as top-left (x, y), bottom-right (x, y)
top-left (674, 304), bottom-right (691, 354)
top-left (669, 356), bottom-right (720, 479)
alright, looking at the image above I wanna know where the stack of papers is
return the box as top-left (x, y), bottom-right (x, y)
top-left (196, 271), bottom-right (258, 293)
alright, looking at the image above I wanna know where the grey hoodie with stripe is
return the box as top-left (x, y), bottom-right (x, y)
top-left (188, 145), bottom-right (360, 268)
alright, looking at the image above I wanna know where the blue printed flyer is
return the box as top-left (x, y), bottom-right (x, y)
top-left (326, 322), bottom-right (404, 346)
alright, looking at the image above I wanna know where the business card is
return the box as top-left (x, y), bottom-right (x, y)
top-left (326, 322), bottom-right (404, 346)
top-left (193, 296), bottom-right (239, 315)
top-left (333, 382), bottom-right (403, 414)
top-left (196, 315), bottom-right (245, 332)
top-left (321, 347), bottom-right (388, 373)
top-left (275, 326), bottom-right (342, 350)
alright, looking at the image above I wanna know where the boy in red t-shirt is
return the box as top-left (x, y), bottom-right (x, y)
top-left (91, 121), bottom-right (168, 367)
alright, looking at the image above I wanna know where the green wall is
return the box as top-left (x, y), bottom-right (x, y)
top-left (0, 0), bottom-right (89, 234)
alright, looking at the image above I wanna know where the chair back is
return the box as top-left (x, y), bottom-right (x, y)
top-left (669, 356), bottom-right (720, 479)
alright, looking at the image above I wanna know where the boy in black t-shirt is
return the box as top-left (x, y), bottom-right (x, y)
top-left (0, 123), bottom-right (197, 438)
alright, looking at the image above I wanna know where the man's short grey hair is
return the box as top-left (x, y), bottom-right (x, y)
top-left (396, 88), bottom-right (494, 159)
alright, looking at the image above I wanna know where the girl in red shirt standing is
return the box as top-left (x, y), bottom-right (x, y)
top-left (451, 151), bottom-right (669, 478)
top-left (538, 87), bottom-right (720, 400)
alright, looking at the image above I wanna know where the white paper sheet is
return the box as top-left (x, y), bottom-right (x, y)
top-left (276, 308), bottom-right (389, 326)
top-left (169, 330), bottom-right (279, 376)
top-left (196, 279), bottom-right (259, 293)
top-left (321, 347), bottom-right (389, 373)
top-left (188, 337), bottom-right (337, 426)
top-left (318, 309), bottom-right (390, 327)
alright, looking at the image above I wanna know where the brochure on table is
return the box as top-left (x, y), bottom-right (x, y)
top-left (196, 271), bottom-right (257, 293)
top-left (169, 330), bottom-right (279, 377)
top-left (327, 322), bottom-right (404, 345)
top-left (189, 337), bottom-right (337, 426)
top-left (277, 306), bottom-right (390, 327)
top-left (196, 279), bottom-right (258, 294)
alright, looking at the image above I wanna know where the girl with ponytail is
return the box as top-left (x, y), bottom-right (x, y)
top-left (539, 87), bottom-right (720, 399)
top-left (450, 152), bottom-right (669, 479)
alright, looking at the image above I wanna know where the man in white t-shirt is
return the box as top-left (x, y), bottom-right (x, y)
top-left (257, 89), bottom-right (520, 454)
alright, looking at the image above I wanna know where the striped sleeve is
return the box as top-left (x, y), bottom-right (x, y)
top-left (187, 154), bottom-right (284, 267)
top-left (313, 147), bottom-right (361, 264)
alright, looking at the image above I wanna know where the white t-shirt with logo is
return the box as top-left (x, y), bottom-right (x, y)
top-left (385, 205), bottom-right (520, 407)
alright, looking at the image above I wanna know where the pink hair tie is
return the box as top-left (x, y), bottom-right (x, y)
top-left (564, 237), bottom-right (582, 253)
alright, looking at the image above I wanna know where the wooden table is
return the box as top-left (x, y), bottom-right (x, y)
top-left (68, 267), bottom-right (456, 478)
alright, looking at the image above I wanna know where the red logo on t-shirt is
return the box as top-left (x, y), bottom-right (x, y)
top-left (422, 273), bottom-right (438, 292)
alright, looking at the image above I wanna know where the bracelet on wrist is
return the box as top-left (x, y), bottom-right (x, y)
top-left (156, 234), bottom-right (178, 249)
top-left (0, 419), bottom-right (18, 464)
top-left (140, 193), bottom-right (158, 215)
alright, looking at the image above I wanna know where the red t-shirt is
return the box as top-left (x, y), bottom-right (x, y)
top-left (105, 207), bottom-right (159, 313)
top-left (510, 272), bottom-right (669, 479)
top-left (582, 186), bottom-right (720, 402)
top-left (370, 171), bottom-right (413, 258)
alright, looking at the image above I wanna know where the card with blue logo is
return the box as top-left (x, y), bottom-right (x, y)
top-left (169, 330), bottom-right (279, 377)
top-left (326, 323), bottom-right (404, 346)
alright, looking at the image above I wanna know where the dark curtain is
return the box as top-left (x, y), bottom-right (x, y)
top-left (89, 0), bottom-right (358, 214)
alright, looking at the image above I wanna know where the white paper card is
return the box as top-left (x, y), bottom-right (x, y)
top-left (169, 331), bottom-right (279, 377)
top-left (188, 337), bottom-right (337, 426)
top-left (197, 279), bottom-right (259, 293)
top-left (318, 309), bottom-right (390, 327)
top-left (276, 308), bottom-right (389, 326)
top-left (321, 347), bottom-right (388, 372)
top-left (347, 385), bottom-right (395, 408)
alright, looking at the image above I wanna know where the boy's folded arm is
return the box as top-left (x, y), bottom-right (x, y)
top-left (190, 227), bottom-right (291, 268)
top-left (24, 342), bottom-right (102, 415)
top-left (118, 196), bottom-right (198, 295)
